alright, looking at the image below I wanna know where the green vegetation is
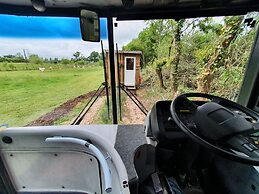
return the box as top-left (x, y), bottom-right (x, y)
top-left (0, 66), bottom-right (103, 126)
top-left (0, 50), bottom-right (102, 70)
top-left (124, 14), bottom-right (258, 99)
top-left (96, 101), bottom-right (112, 124)
top-left (0, 49), bottom-right (103, 126)
top-left (92, 92), bottom-right (127, 124)
top-left (0, 62), bottom-right (59, 71)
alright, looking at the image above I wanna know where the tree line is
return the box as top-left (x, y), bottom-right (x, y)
top-left (0, 51), bottom-right (102, 65)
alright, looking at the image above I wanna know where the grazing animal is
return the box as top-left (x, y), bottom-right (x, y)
top-left (39, 67), bottom-right (45, 72)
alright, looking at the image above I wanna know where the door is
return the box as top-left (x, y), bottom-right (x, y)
top-left (124, 57), bottom-right (136, 86)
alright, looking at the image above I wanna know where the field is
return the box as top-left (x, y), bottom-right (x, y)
top-left (0, 66), bottom-right (103, 127)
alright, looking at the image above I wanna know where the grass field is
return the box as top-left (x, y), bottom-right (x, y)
top-left (0, 66), bottom-right (103, 127)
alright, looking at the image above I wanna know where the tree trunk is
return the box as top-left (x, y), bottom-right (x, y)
top-left (197, 16), bottom-right (244, 93)
top-left (171, 19), bottom-right (185, 96)
top-left (156, 67), bottom-right (166, 89)
top-left (197, 69), bottom-right (214, 93)
top-left (154, 58), bottom-right (167, 89)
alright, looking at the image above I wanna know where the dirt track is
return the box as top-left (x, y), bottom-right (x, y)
top-left (122, 96), bottom-right (146, 124)
top-left (80, 97), bottom-right (105, 125)
top-left (27, 88), bottom-right (148, 126)
top-left (27, 90), bottom-right (104, 126)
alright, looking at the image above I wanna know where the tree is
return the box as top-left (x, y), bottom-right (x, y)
top-left (169, 19), bottom-right (185, 96)
top-left (87, 51), bottom-right (101, 63)
top-left (3, 55), bottom-right (15, 59)
top-left (73, 51), bottom-right (82, 61)
top-left (15, 52), bottom-right (24, 60)
top-left (123, 20), bottom-right (166, 65)
top-left (148, 19), bottom-right (187, 93)
top-left (153, 58), bottom-right (167, 89)
top-left (29, 54), bottom-right (43, 65)
top-left (61, 58), bottom-right (70, 65)
top-left (122, 38), bottom-right (143, 51)
top-left (197, 16), bottom-right (244, 93)
top-left (121, 15), bottom-right (255, 99)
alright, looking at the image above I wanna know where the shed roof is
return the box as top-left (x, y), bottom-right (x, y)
top-left (105, 50), bottom-right (142, 55)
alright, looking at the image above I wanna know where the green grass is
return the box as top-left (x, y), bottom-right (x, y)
top-left (93, 92), bottom-right (127, 124)
top-left (97, 100), bottom-right (113, 124)
top-left (0, 66), bottom-right (103, 127)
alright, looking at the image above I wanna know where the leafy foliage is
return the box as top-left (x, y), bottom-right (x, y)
top-left (0, 50), bottom-right (103, 70)
top-left (125, 14), bottom-right (258, 99)
top-left (87, 51), bottom-right (102, 63)
top-left (29, 54), bottom-right (43, 65)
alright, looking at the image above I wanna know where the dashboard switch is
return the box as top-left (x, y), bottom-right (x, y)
top-left (242, 143), bottom-right (258, 152)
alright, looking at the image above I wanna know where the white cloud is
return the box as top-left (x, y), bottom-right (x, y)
top-left (0, 38), bottom-right (107, 59)
top-left (114, 20), bottom-right (146, 49)
top-left (0, 20), bottom-right (146, 58)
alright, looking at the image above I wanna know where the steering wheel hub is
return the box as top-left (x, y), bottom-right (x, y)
top-left (195, 102), bottom-right (254, 141)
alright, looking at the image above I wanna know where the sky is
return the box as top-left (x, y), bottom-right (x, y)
top-left (0, 14), bottom-right (146, 58)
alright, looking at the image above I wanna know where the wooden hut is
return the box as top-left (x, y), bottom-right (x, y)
top-left (105, 50), bottom-right (142, 89)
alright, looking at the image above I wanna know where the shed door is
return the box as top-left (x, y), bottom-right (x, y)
top-left (124, 57), bottom-right (136, 86)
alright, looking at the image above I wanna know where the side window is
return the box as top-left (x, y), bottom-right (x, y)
top-left (126, 58), bottom-right (134, 70)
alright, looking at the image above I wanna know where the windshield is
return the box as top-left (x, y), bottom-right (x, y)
top-left (0, 13), bottom-right (258, 127)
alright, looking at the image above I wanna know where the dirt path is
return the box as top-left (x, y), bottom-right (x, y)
top-left (27, 90), bottom-right (104, 126)
top-left (122, 96), bottom-right (146, 124)
top-left (80, 97), bottom-right (105, 125)
top-left (27, 87), bottom-right (149, 126)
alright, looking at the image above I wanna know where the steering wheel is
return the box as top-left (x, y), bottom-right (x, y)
top-left (170, 93), bottom-right (259, 166)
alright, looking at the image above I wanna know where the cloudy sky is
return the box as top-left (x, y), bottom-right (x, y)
top-left (0, 14), bottom-right (146, 59)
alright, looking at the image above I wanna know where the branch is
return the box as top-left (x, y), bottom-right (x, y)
top-left (181, 18), bottom-right (200, 35)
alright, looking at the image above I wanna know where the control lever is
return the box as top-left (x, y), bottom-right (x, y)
top-left (151, 172), bottom-right (163, 194)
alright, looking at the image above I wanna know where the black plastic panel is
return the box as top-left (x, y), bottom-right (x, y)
top-left (148, 101), bottom-right (186, 144)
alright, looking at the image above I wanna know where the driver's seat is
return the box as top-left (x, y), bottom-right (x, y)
top-left (133, 144), bottom-right (176, 194)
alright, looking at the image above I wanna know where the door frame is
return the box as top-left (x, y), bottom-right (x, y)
top-left (124, 56), bottom-right (136, 86)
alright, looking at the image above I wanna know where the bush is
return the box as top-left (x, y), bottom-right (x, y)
top-left (76, 60), bottom-right (87, 65)
top-left (61, 58), bottom-right (70, 65)
top-left (29, 54), bottom-right (43, 65)
top-left (8, 64), bottom-right (15, 71)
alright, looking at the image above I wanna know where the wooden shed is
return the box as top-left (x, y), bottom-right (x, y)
top-left (105, 50), bottom-right (142, 89)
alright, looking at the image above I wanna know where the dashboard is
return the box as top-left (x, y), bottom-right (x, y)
top-left (145, 98), bottom-right (259, 194)
top-left (146, 99), bottom-right (259, 148)
top-left (146, 100), bottom-right (186, 144)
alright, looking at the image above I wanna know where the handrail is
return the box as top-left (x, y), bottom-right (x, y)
top-left (45, 136), bottom-right (112, 193)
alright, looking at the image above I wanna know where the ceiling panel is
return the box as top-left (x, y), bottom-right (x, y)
top-left (0, 0), bottom-right (258, 19)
